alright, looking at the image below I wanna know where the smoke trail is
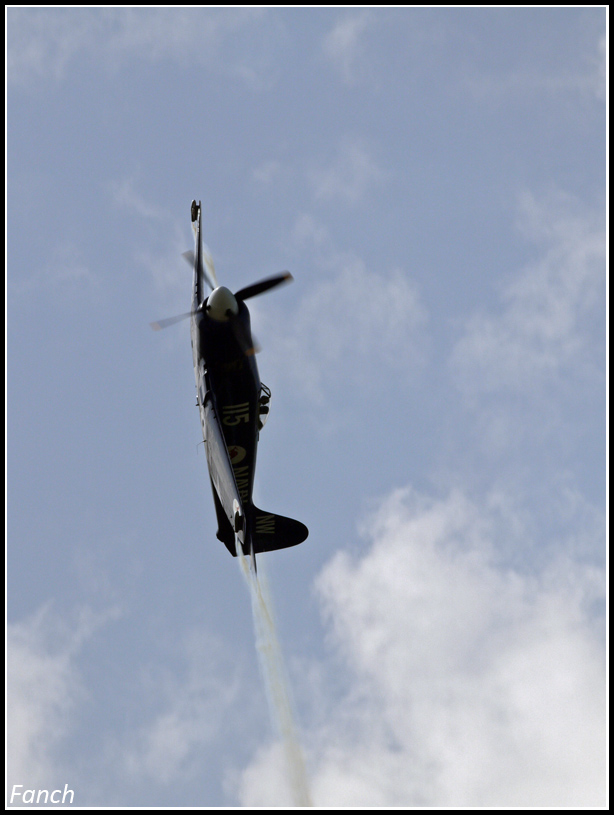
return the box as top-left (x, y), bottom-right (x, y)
top-left (238, 552), bottom-right (313, 807)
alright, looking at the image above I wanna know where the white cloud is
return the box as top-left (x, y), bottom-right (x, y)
top-left (111, 179), bottom-right (191, 313)
top-left (7, 604), bottom-right (118, 794)
top-left (310, 138), bottom-right (386, 206)
top-left (238, 486), bottom-right (606, 808)
top-left (114, 629), bottom-right (241, 787)
top-left (7, 8), bottom-right (100, 83)
top-left (111, 178), bottom-right (172, 224)
top-left (7, 604), bottom-right (241, 805)
top-left (593, 33), bottom-right (607, 101)
top-left (8, 239), bottom-right (99, 302)
top-left (451, 190), bottom-right (605, 400)
top-left (251, 160), bottom-right (283, 186)
top-left (461, 30), bottom-right (608, 104)
top-left (290, 213), bottom-right (330, 249)
top-left (237, 741), bottom-right (297, 807)
top-left (322, 12), bottom-right (372, 85)
top-left (265, 248), bottom-right (427, 406)
top-left (7, 8), bottom-right (268, 88)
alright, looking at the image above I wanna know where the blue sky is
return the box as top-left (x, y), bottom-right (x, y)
top-left (7, 8), bottom-right (606, 808)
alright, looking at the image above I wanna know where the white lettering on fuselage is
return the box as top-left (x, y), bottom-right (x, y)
top-left (233, 465), bottom-right (250, 501)
top-left (222, 402), bottom-right (250, 426)
top-left (255, 514), bottom-right (275, 534)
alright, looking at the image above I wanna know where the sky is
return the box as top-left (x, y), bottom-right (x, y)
top-left (7, 7), bottom-right (607, 809)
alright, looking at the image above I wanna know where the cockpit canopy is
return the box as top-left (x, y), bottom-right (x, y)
top-left (258, 384), bottom-right (271, 430)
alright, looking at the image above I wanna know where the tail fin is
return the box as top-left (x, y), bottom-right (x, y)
top-left (249, 506), bottom-right (308, 555)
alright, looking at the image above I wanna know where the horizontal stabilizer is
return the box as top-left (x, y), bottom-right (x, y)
top-left (210, 489), bottom-right (308, 557)
top-left (250, 507), bottom-right (308, 555)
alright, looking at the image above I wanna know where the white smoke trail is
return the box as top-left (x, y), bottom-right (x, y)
top-left (238, 551), bottom-right (313, 807)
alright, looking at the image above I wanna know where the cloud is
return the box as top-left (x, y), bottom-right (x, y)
top-left (451, 190), bottom-right (605, 400)
top-left (7, 604), bottom-right (118, 795)
top-left (8, 239), bottom-right (99, 302)
top-left (309, 138), bottom-right (386, 207)
top-left (7, 8), bottom-right (268, 89)
top-left (238, 485), bottom-right (606, 807)
top-left (111, 179), bottom-right (192, 313)
top-left (111, 178), bottom-right (172, 224)
top-left (251, 160), bottom-right (283, 186)
top-left (321, 12), bottom-right (372, 85)
top-left (264, 247), bottom-right (427, 406)
top-left (7, 8), bottom-right (101, 84)
top-left (290, 213), bottom-right (330, 249)
top-left (7, 603), bottom-right (242, 805)
top-left (592, 33), bottom-right (607, 101)
top-left (460, 30), bottom-right (608, 104)
top-left (112, 629), bottom-right (241, 788)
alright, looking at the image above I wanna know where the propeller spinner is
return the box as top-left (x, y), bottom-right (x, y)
top-left (151, 271), bottom-right (293, 334)
top-left (206, 286), bottom-right (240, 322)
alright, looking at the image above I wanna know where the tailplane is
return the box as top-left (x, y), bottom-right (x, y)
top-left (211, 488), bottom-right (308, 558)
top-left (249, 506), bottom-right (309, 555)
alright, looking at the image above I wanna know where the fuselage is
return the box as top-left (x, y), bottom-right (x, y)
top-left (192, 303), bottom-right (261, 497)
top-left (190, 226), bottom-right (262, 555)
top-left (184, 201), bottom-right (307, 564)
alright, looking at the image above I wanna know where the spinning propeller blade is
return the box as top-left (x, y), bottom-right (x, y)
top-left (150, 311), bottom-right (193, 331)
top-left (229, 314), bottom-right (261, 356)
top-left (182, 247), bottom-right (217, 291)
top-left (235, 272), bottom-right (293, 302)
top-left (202, 243), bottom-right (219, 290)
top-left (152, 247), bottom-right (293, 342)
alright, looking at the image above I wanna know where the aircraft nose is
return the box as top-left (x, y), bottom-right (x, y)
top-left (206, 286), bottom-right (239, 321)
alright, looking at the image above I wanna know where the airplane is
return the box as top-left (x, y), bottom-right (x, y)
top-left (151, 200), bottom-right (308, 573)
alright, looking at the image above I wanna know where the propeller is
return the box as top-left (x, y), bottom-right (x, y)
top-left (235, 272), bottom-right (293, 301)
top-left (150, 271), bottom-right (293, 343)
top-left (182, 247), bottom-right (218, 291)
top-left (202, 243), bottom-right (219, 290)
top-left (229, 315), bottom-right (261, 357)
top-left (150, 311), bottom-right (193, 331)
